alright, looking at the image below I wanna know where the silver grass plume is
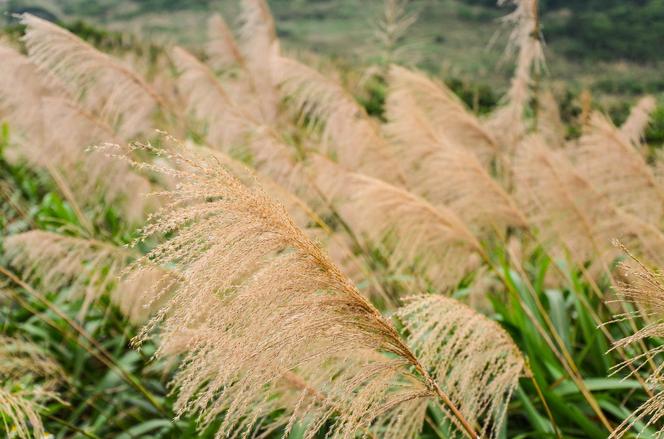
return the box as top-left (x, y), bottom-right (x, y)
top-left (570, 112), bottom-right (664, 226)
top-left (386, 65), bottom-right (498, 166)
top-left (0, 43), bottom-right (51, 136)
top-left (607, 245), bottom-right (664, 438)
top-left (514, 136), bottom-right (625, 267)
top-left (206, 13), bottom-right (245, 71)
top-left (405, 144), bottom-right (527, 235)
top-left (3, 230), bottom-right (168, 323)
top-left (21, 14), bottom-right (167, 138)
top-left (41, 96), bottom-right (153, 222)
top-left (172, 46), bottom-right (255, 150)
top-left (621, 95), bottom-right (657, 148)
top-left (486, 0), bottom-right (544, 150)
top-left (371, 0), bottom-right (419, 68)
top-left (0, 336), bottom-right (64, 439)
top-left (514, 136), bottom-right (664, 270)
top-left (397, 295), bottom-right (524, 438)
top-left (237, 0), bottom-right (280, 123)
top-left (311, 155), bottom-right (483, 289)
top-left (166, 49), bottom-right (305, 195)
top-left (199, 148), bottom-right (362, 292)
top-left (191, 143), bottom-right (328, 232)
top-left (0, 44), bottom-right (153, 221)
top-left (166, 129), bottom-right (307, 213)
top-left (274, 55), bottom-right (406, 185)
top-left (206, 12), bottom-right (270, 124)
top-left (107, 140), bottom-right (516, 439)
top-left (385, 67), bottom-right (525, 234)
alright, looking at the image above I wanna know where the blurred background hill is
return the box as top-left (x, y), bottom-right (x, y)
top-left (3, 0), bottom-right (664, 135)
top-left (3, 0), bottom-right (664, 92)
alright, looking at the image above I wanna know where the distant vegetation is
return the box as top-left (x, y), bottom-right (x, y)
top-left (466, 0), bottom-right (664, 62)
top-left (7, 0), bottom-right (664, 62)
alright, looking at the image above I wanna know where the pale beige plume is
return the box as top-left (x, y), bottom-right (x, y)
top-left (21, 14), bottom-right (166, 138)
top-left (207, 10), bottom-right (272, 124)
top-left (192, 143), bottom-right (327, 231)
top-left (0, 336), bottom-right (64, 439)
top-left (513, 136), bottom-right (626, 267)
top-left (407, 145), bottom-right (528, 234)
top-left (0, 44), bottom-right (51, 136)
top-left (311, 155), bottom-right (483, 289)
top-left (570, 112), bottom-right (664, 225)
top-left (607, 246), bottom-right (664, 438)
top-left (0, 43), bottom-right (151, 220)
top-left (397, 295), bottom-right (525, 439)
top-left (384, 74), bottom-right (525, 233)
top-left (486, 0), bottom-right (544, 149)
top-left (206, 13), bottom-right (245, 70)
top-left (274, 55), bottom-right (405, 184)
top-left (514, 136), bottom-right (664, 269)
top-left (621, 95), bottom-right (657, 148)
top-left (371, 0), bottom-right (418, 68)
top-left (237, 0), bottom-right (280, 122)
top-left (387, 65), bottom-right (498, 165)
top-left (110, 140), bottom-right (505, 439)
top-left (3, 231), bottom-right (166, 322)
top-left (42, 96), bottom-right (152, 221)
top-left (172, 46), bottom-right (254, 150)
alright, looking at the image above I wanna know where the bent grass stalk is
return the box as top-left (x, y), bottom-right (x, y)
top-left (0, 266), bottom-right (170, 420)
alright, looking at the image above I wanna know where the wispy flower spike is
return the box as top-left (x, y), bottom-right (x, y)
top-left (607, 244), bottom-right (664, 438)
top-left (115, 140), bottom-right (486, 438)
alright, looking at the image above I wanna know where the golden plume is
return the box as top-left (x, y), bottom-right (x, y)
top-left (383, 78), bottom-right (526, 234)
top-left (114, 140), bottom-right (493, 438)
top-left (0, 43), bottom-right (52, 136)
top-left (514, 136), bottom-right (626, 266)
top-left (172, 46), bottom-right (256, 150)
top-left (514, 136), bottom-right (664, 269)
top-left (42, 96), bottom-right (152, 222)
top-left (408, 145), bottom-right (527, 234)
top-left (237, 0), bottom-right (280, 122)
top-left (397, 295), bottom-right (525, 438)
top-left (0, 44), bottom-right (154, 222)
top-left (3, 230), bottom-right (167, 322)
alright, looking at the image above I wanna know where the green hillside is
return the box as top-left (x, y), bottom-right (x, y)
top-left (3, 0), bottom-right (664, 100)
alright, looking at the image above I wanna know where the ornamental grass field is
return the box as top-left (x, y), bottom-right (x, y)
top-left (1, 0), bottom-right (664, 438)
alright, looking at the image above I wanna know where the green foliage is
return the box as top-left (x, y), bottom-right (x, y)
top-left (445, 77), bottom-right (498, 115)
top-left (65, 20), bottom-right (128, 50)
top-left (357, 75), bottom-right (388, 120)
top-left (356, 74), bottom-right (498, 120)
top-left (593, 76), bottom-right (664, 96)
top-left (465, 0), bottom-right (664, 62)
top-left (646, 103), bottom-right (664, 146)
